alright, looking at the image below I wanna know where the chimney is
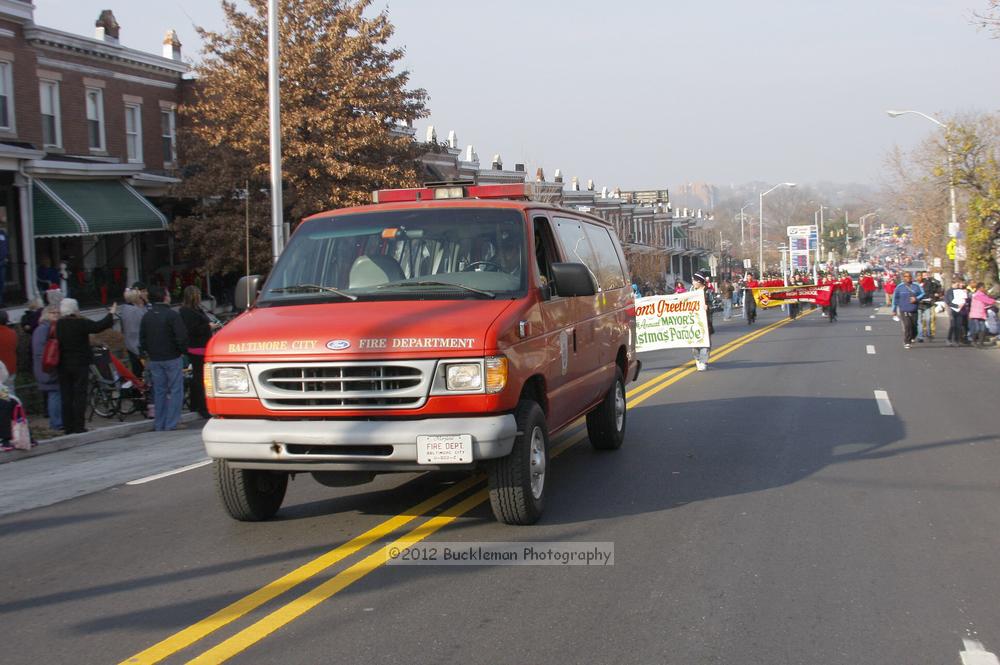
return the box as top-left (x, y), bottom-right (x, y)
top-left (425, 126), bottom-right (437, 143)
top-left (571, 176), bottom-right (579, 191)
top-left (491, 154), bottom-right (503, 170)
top-left (535, 167), bottom-right (545, 182)
top-left (463, 145), bottom-right (478, 164)
top-left (447, 130), bottom-right (457, 149)
top-left (601, 186), bottom-right (608, 199)
top-left (553, 169), bottom-right (563, 184)
top-left (95, 9), bottom-right (120, 44)
top-left (587, 179), bottom-right (594, 191)
top-left (514, 163), bottom-right (525, 172)
top-left (162, 29), bottom-right (182, 61)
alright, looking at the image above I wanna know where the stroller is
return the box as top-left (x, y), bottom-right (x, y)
top-left (89, 345), bottom-right (150, 421)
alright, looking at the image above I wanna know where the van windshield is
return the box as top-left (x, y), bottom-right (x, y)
top-left (258, 208), bottom-right (527, 305)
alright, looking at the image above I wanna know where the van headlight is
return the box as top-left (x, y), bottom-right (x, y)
top-left (213, 366), bottom-right (256, 396)
top-left (446, 363), bottom-right (483, 391)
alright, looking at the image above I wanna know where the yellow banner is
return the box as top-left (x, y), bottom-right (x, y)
top-left (752, 285), bottom-right (832, 308)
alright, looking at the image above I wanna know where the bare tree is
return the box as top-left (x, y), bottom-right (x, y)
top-left (973, 1), bottom-right (1000, 37)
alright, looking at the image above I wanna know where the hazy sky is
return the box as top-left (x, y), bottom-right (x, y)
top-left (34, 0), bottom-right (1000, 191)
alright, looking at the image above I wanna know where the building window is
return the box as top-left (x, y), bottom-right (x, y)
top-left (125, 103), bottom-right (142, 163)
top-left (39, 80), bottom-right (61, 147)
top-left (161, 108), bottom-right (175, 164)
top-left (0, 61), bottom-right (13, 131)
top-left (86, 87), bottom-right (105, 151)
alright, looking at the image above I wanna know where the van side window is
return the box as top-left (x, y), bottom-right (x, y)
top-left (583, 223), bottom-right (627, 290)
top-left (532, 216), bottom-right (557, 289)
top-left (553, 216), bottom-right (600, 288)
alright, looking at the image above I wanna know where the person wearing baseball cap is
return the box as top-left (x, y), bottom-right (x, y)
top-left (691, 270), bottom-right (715, 371)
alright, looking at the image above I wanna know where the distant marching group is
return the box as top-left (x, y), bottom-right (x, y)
top-left (720, 269), bottom-right (998, 350)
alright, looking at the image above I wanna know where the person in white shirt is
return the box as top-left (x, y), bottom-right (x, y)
top-left (944, 277), bottom-right (970, 346)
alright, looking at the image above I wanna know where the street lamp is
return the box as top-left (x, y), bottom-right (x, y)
top-left (858, 211), bottom-right (878, 252)
top-left (759, 182), bottom-right (796, 276)
top-left (738, 201), bottom-right (753, 246)
top-left (886, 109), bottom-right (959, 274)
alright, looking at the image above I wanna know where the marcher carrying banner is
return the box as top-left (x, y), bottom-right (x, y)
top-left (635, 290), bottom-right (711, 352)
top-left (752, 284), bottom-right (833, 308)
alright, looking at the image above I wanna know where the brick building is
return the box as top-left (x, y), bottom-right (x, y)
top-left (0, 2), bottom-right (188, 307)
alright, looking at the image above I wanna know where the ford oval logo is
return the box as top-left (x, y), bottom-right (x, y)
top-left (326, 339), bottom-right (351, 350)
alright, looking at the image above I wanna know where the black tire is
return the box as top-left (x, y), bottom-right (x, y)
top-left (89, 384), bottom-right (116, 419)
top-left (213, 459), bottom-right (288, 521)
top-left (587, 368), bottom-right (627, 450)
top-left (487, 400), bottom-right (548, 525)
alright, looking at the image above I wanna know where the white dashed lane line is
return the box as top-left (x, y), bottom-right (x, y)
top-left (866, 345), bottom-right (876, 354)
top-left (873, 390), bottom-right (894, 416)
top-left (127, 459), bottom-right (212, 485)
top-left (960, 639), bottom-right (1000, 665)
top-left (865, 325), bottom-right (872, 331)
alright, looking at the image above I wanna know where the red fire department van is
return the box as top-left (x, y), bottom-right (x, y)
top-left (203, 182), bottom-right (639, 524)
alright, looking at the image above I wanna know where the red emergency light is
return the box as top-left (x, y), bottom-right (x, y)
top-left (371, 183), bottom-right (557, 204)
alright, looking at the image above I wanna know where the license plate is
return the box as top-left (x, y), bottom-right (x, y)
top-left (417, 435), bottom-right (473, 464)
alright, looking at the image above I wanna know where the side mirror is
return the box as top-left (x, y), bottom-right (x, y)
top-left (234, 275), bottom-right (263, 311)
top-left (551, 262), bottom-right (596, 297)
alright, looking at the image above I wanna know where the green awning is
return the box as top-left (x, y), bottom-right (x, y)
top-left (33, 178), bottom-right (169, 237)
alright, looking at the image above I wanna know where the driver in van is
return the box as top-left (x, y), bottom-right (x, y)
top-left (498, 231), bottom-right (522, 275)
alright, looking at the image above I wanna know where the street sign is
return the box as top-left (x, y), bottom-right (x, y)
top-left (956, 243), bottom-right (967, 261)
top-left (948, 222), bottom-right (959, 237)
top-left (933, 257), bottom-right (942, 268)
top-left (743, 258), bottom-right (752, 269)
top-left (787, 225), bottom-right (816, 238)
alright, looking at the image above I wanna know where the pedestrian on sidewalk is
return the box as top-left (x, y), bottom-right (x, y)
top-left (179, 285), bottom-right (218, 419)
top-left (968, 282), bottom-right (997, 348)
top-left (119, 288), bottom-right (147, 376)
top-left (721, 279), bottom-right (734, 320)
top-left (891, 271), bottom-right (922, 349)
top-left (917, 271), bottom-right (941, 342)
top-left (139, 285), bottom-right (188, 431)
top-left (691, 270), bottom-right (714, 371)
top-left (31, 305), bottom-right (62, 432)
top-left (0, 310), bottom-right (16, 397)
top-left (56, 298), bottom-right (116, 434)
top-left (944, 277), bottom-right (970, 346)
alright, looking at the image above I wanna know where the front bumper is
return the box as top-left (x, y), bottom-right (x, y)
top-left (203, 414), bottom-right (517, 472)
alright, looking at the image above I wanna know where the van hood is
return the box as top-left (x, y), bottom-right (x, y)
top-left (208, 299), bottom-right (516, 361)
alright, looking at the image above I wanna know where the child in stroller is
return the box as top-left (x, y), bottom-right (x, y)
top-left (89, 345), bottom-right (150, 421)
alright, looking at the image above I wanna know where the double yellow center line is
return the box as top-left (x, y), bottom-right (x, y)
top-left (122, 313), bottom-right (797, 665)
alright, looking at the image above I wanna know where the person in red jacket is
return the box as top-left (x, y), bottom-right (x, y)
top-left (859, 272), bottom-right (876, 307)
top-left (840, 273), bottom-right (853, 305)
top-left (820, 273), bottom-right (838, 321)
top-left (883, 274), bottom-right (897, 307)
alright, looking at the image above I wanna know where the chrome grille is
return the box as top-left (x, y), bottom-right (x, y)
top-left (251, 361), bottom-right (435, 410)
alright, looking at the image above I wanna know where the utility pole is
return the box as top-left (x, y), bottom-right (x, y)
top-left (267, 0), bottom-right (284, 265)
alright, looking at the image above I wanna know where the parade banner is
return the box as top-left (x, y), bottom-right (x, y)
top-left (634, 290), bottom-right (710, 351)
top-left (751, 285), bottom-right (832, 308)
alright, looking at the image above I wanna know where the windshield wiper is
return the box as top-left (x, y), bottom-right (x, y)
top-left (376, 280), bottom-right (496, 299)
top-left (268, 284), bottom-right (358, 301)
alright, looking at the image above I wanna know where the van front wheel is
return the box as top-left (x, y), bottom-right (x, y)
top-left (487, 400), bottom-right (548, 525)
top-left (587, 368), bottom-right (626, 450)
top-left (214, 459), bottom-right (288, 521)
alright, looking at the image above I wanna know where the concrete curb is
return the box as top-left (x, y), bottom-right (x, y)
top-left (1, 411), bottom-right (202, 464)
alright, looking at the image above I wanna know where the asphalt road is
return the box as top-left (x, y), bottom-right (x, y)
top-left (2, 303), bottom-right (999, 665)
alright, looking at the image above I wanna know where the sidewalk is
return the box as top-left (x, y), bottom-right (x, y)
top-left (1, 410), bottom-right (202, 464)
